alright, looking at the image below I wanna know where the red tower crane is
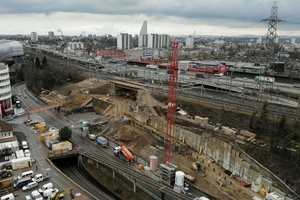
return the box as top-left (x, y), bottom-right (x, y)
top-left (165, 42), bottom-right (179, 167)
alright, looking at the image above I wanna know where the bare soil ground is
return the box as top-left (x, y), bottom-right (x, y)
top-left (42, 79), bottom-right (298, 200)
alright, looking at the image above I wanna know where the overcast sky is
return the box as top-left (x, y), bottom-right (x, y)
top-left (1, 0), bottom-right (300, 37)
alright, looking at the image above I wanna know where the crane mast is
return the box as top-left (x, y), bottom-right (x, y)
top-left (165, 42), bottom-right (179, 167)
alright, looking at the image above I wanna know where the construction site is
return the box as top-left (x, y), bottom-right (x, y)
top-left (29, 66), bottom-right (297, 200)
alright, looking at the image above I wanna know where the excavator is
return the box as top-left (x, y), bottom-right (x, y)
top-left (49, 187), bottom-right (74, 200)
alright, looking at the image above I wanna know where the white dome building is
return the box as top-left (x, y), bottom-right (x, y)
top-left (0, 40), bottom-right (24, 61)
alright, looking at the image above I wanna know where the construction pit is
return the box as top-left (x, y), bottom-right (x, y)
top-left (39, 78), bottom-right (297, 200)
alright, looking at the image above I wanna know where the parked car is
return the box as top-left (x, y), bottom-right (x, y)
top-left (22, 181), bottom-right (38, 191)
top-left (24, 149), bottom-right (31, 157)
top-left (31, 190), bottom-right (43, 200)
top-left (24, 195), bottom-right (33, 200)
top-left (22, 141), bottom-right (29, 149)
top-left (31, 173), bottom-right (50, 183)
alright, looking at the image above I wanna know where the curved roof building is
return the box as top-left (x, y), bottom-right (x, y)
top-left (0, 40), bottom-right (24, 61)
top-left (0, 63), bottom-right (13, 118)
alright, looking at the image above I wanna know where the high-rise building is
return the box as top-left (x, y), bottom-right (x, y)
top-left (30, 32), bottom-right (38, 43)
top-left (160, 34), bottom-right (170, 48)
top-left (140, 21), bottom-right (147, 35)
top-left (48, 31), bottom-right (54, 40)
top-left (257, 37), bottom-right (262, 44)
top-left (117, 33), bottom-right (132, 50)
top-left (138, 21), bottom-right (148, 48)
top-left (291, 38), bottom-right (296, 44)
top-left (147, 34), bottom-right (170, 49)
top-left (138, 35), bottom-right (148, 48)
top-left (148, 34), bottom-right (159, 49)
top-left (186, 36), bottom-right (194, 47)
top-left (0, 63), bottom-right (12, 119)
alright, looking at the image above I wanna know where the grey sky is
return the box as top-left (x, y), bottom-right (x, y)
top-left (0, 0), bottom-right (299, 37)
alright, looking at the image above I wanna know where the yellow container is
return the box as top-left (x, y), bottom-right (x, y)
top-left (40, 132), bottom-right (52, 142)
top-left (259, 188), bottom-right (267, 197)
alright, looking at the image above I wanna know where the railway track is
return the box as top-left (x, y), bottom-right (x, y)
top-left (80, 150), bottom-right (196, 200)
top-left (68, 164), bottom-right (115, 200)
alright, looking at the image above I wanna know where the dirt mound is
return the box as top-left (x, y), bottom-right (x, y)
top-left (57, 79), bottom-right (108, 96)
top-left (116, 125), bottom-right (155, 152)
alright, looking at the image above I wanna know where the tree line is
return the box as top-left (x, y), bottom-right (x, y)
top-left (249, 101), bottom-right (300, 166)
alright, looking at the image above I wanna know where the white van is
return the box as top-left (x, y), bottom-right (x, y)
top-left (18, 170), bottom-right (34, 180)
top-left (38, 182), bottom-right (53, 193)
top-left (22, 141), bottom-right (29, 149)
top-left (0, 193), bottom-right (15, 200)
top-left (31, 190), bottom-right (42, 200)
top-left (43, 188), bottom-right (59, 198)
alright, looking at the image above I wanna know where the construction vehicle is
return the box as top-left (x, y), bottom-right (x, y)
top-left (0, 177), bottom-right (13, 189)
top-left (216, 176), bottom-right (226, 186)
top-left (37, 124), bottom-right (48, 133)
top-left (114, 146), bottom-right (134, 163)
top-left (192, 161), bottom-right (202, 172)
top-left (0, 169), bottom-right (12, 179)
top-left (49, 187), bottom-right (74, 200)
top-left (34, 123), bottom-right (45, 130)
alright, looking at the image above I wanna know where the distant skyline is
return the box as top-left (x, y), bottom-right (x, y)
top-left (1, 1), bottom-right (300, 37)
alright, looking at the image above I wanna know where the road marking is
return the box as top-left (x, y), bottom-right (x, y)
top-left (52, 178), bottom-right (66, 189)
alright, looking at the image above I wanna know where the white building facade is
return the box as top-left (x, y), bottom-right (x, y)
top-left (0, 63), bottom-right (12, 118)
top-left (48, 31), bottom-right (54, 40)
top-left (291, 38), bottom-right (296, 44)
top-left (117, 33), bottom-right (132, 50)
top-left (68, 42), bottom-right (84, 50)
top-left (30, 32), bottom-right (38, 42)
top-left (160, 34), bottom-right (170, 48)
top-left (186, 37), bottom-right (194, 47)
top-left (138, 35), bottom-right (148, 48)
top-left (148, 34), bottom-right (171, 49)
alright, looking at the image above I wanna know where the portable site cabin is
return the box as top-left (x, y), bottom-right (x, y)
top-left (44, 135), bottom-right (59, 145)
top-left (40, 132), bottom-right (52, 142)
top-left (11, 156), bottom-right (31, 170)
top-left (0, 141), bottom-right (19, 155)
top-left (46, 138), bottom-right (60, 149)
top-left (15, 150), bottom-right (25, 158)
top-left (52, 141), bottom-right (72, 151)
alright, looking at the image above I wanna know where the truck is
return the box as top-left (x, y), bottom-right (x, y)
top-left (255, 76), bottom-right (275, 83)
top-left (31, 173), bottom-right (50, 183)
top-left (114, 146), bottom-right (134, 163)
top-left (0, 177), bottom-right (13, 189)
top-left (97, 136), bottom-right (107, 148)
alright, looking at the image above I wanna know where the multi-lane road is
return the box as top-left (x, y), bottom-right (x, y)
top-left (11, 83), bottom-right (113, 200)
